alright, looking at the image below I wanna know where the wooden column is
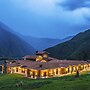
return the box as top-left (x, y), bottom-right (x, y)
top-left (38, 70), bottom-right (41, 78)
top-left (25, 69), bottom-right (28, 77)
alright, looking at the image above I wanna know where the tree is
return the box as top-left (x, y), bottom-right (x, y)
top-left (75, 70), bottom-right (79, 78)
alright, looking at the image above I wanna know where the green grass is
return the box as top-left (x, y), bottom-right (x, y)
top-left (0, 72), bottom-right (90, 90)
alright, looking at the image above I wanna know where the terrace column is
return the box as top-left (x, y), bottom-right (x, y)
top-left (25, 69), bottom-right (28, 77)
top-left (2, 66), bottom-right (4, 74)
top-left (18, 67), bottom-right (22, 74)
top-left (14, 67), bottom-right (16, 73)
top-left (46, 70), bottom-right (49, 78)
top-left (54, 69), bottom-right (57, 75)
top-left (58, 69), bottom-right (60, 75)
top-left (38, 70), bottom-right (41, 78)
top-left (11, 68), bottom-right (13, 74)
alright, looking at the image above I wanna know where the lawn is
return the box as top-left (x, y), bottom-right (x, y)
top-left (0, 72), bottom-right (90, 90)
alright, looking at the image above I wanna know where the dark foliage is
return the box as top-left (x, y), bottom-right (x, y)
top-left (46, 29), bottom-right (90, 60)
top-left (0, 22), bottom-right (35, 58)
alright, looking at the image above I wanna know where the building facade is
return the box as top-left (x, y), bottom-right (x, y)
top-left (1, 51), bottom-right (90, 79)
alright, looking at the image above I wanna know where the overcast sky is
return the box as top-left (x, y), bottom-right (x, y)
top-left (0, 0), bottom-right (90, 39)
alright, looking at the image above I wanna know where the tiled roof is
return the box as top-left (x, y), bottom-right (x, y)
top-left (7, 57), bottom-right (89, 70)
top-left (23, 55), bottom-right (37, 59)
top-left (36, 51), bottom-right (49, 55)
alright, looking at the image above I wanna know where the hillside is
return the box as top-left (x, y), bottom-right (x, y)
top-left (46, 29), bottom-right (90, 60)
top-left (0, 22), bottom-right (35, 57)
top-left (0, 72), bottom-right (90, 90)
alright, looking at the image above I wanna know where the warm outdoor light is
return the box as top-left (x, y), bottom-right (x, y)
top-left (0, 51), bottom-right (89, 79)
top-left (36, 56), bottom-right (43, 61)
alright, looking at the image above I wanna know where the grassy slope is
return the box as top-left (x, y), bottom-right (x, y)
top-left (46, 29), bottom-right (90, 60)
top-left (0, 72), bottom-right (90, 90)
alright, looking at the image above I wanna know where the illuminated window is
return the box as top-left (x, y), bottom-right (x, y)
top-left (43, 54), bottom-right (48, 58)
top-left (36, 56), bottom-right (43, 61)
top-left (41, 60), bottom-right (46, 62)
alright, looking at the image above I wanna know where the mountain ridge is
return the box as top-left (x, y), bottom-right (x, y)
top-left (45, 29), bottom-right (90, 60)
top-left (21, 35), bottom-right (73, 51)
top-left (0, 22), bottom-right (36, 58)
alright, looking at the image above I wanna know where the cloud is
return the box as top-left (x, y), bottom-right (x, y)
top-left (10, 0), bottom-right (58, 16)
top-left (10, 0), bottom-right (89, 23)
top-left (0, 0), bottom-right (90, 39)
top-left (57, 0), bottom-right (90, 11)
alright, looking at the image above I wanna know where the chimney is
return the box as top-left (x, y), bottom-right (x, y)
top-left (36, 51), bottom-right (38, 54)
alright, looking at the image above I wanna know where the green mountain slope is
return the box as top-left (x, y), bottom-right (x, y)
top-left (45, 29), bottom-right (90, 60)
top-left (0, 22), bottom-right (36, 57)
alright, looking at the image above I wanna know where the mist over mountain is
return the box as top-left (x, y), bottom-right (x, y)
top-left (20, 35), bottom-right (73, 51)
top-left (0, 22), bottom-right (35, 58)
top-left (45, 29), bottom-right (90, 60)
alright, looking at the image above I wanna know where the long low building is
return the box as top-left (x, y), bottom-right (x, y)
top-left (4, 51), bottom-right (90, 79)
